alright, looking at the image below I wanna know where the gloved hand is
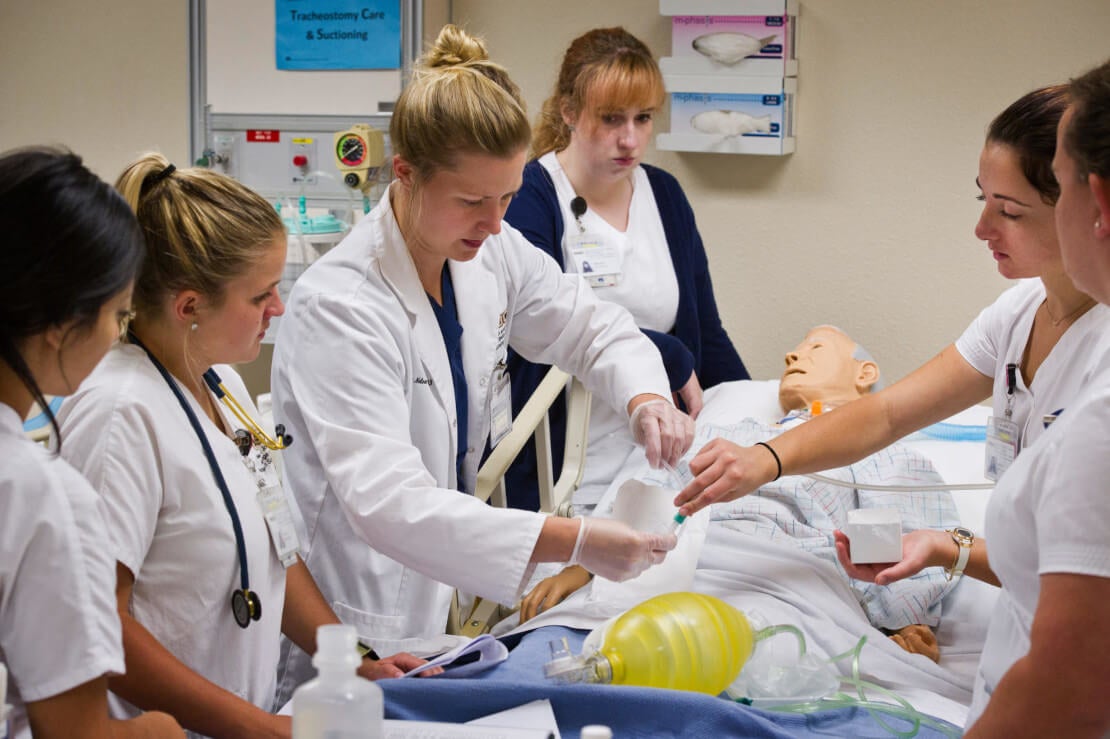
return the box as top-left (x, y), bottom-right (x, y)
top-left (568, 516), bottom-right (677, 582)
top-left (628, 398), bottom-right (695, 468)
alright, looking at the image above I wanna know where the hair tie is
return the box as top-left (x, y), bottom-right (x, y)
top-left (148, 163), bottom-right (176, 185)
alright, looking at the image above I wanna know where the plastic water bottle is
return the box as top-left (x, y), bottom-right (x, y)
top-left (545, 592), bottom-right (755, 695)
top-left (292, 624), bottom-right (383, 738)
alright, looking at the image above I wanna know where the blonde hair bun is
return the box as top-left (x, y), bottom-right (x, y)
top-left (422, 24), bottom-right (488, 69)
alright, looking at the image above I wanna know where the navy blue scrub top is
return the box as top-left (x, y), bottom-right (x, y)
top-left (428, 264), bottom-right (468, 491)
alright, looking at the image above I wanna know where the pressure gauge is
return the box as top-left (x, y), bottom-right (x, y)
top-left (336, 132), bottom-right (367, 167)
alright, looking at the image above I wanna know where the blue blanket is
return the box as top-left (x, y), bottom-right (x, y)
top-left (380, 626), bottom-right (961, 738)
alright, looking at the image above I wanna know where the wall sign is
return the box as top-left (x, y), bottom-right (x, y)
top-left (276, 0), bottom-right (401, 70)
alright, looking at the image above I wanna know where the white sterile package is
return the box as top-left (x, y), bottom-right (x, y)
top-left (843, 508), bottom-right (903, 564)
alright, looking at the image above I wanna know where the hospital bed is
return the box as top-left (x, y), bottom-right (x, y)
top-left (426, 374), bottom-right (999, 736)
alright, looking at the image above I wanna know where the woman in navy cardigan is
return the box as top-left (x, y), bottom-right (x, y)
top-left (503, 27), bottom-right (748, 511)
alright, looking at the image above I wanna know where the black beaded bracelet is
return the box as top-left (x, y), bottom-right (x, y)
top-left (755, 441), bottom-right (782, 481)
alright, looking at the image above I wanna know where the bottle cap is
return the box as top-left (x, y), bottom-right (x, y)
top-left (314, 624), bottom-right (360, 669)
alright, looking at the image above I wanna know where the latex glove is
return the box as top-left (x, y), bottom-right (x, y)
top-left (674, 370), bottom-right (704, 420)
top-left (628, 398), bottom-right (695, 469)
top-left (519, 565), bottom-right (592, 622)
top-left (568, 516), bottom-right (677, 582)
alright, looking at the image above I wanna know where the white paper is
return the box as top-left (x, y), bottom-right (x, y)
top-left (384, 720), bottom-right (554, 738)
top-left (466, 699), bottom-right (561, 738)
top-left (402, 633), bottom-right (508, 678)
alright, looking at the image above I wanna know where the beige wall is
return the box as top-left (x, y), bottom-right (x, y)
top-left (453, 0), bottom-right (1110, 383)
top-left (2, 1), bottom-right (1108, 387)
top-left (0, 1), bottom-right (190, 182)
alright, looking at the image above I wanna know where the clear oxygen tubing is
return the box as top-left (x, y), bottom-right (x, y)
top-left (803, 471), bottom-right (995, 493)
top-left (739, 633), bottom-right (963, 739)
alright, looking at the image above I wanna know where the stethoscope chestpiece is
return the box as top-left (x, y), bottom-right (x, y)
top-left (231, 588), bottom-right (262, 629)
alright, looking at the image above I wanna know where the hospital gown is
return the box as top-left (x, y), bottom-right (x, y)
top-left (688, 417), bottom-right (961, 631)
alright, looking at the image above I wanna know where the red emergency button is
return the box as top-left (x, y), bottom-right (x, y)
top-left (293, 155), bottom-right (308, 167)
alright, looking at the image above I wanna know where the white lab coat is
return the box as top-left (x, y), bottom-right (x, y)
top-left (271, 186), bottom-right (670, 702)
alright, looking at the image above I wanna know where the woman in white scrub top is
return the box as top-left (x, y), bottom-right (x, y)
top-left (838, 60), bottom-right (1110, 738)
top-left (270, 25), bottom-right (688, 701)
top-left (58, 154), bottom-right (427, 739)
top-left (0, 147), bottom-right (181, 738)
top-left (676, 83), bottom-right (1110, 517)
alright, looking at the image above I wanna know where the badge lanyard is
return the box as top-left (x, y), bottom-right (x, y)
top-left (567, 195), bottom-right (621, 288)
top-left (984, 362), bottom-right (1020, 482)
top-left (131, 335), bottom-right (261, 629)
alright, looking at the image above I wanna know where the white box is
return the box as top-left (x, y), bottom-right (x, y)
top-left (843, 509), bottom-right (903, 564)
top-left (661, 77), bottom-right (794, 140)
top-left (664, 8), bottom-right (797, 77)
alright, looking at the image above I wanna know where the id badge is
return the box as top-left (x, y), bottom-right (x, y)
top-left (568, 232), bottom-right (621, 288)
top-left (984, 416), bottom-right (1020, 481)
top-left (256, 484), bottom-right (301, 567)
top-left (489, 367), bottom-right (513, 448)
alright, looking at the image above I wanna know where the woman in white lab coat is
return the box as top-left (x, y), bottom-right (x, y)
top-left (57, 153), bottom-right (427, 738)
top-left (270, 25), bottom-right (689, 700)
top-left (0, 147), bottom-right (181, 738)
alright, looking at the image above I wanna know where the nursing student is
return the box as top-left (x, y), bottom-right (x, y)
top-left (675, 83), bottom-right (1110, 519)
top-left (503, 27), bottom-right (749, 510)
top-left (270, 25), bottom-right (687, 701)
top-left (56, 154), bottom-right (428, 739)
top-left (839, 59), bottom-right (1110, 738)
top-left (0, 147), bottom-right (181, 737)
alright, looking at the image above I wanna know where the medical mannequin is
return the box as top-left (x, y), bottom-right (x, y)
top-left (503, 27), bottom-right (749, 511)
top-left (57, 154), bottom-right (428, 739)
top-left (0, 147), bottom-right (181, 738)
top-left (270, 25), bottom-right (689, 705)
top-left (841, 61), bottom-right (1110, 738)
top-left (523, 326), bottom-right (956, 661)
top-left (676, 84), bottom-right (1110, 522)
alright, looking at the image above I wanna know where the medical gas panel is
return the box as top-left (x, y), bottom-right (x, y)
top-left (202, 113), bottom-right (392, 207)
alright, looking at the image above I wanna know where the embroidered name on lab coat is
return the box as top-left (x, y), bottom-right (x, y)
top-left (414, 377), bottom-right (433, 386)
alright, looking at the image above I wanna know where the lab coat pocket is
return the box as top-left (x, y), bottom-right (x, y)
top-left (332, 600), bottom-right (469, 658)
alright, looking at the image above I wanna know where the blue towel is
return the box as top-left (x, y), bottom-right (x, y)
top-left (380, 626), bottom-right (961, 738)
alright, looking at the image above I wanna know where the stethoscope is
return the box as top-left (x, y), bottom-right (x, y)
top-left (130, 334), bottom-right (292, 629)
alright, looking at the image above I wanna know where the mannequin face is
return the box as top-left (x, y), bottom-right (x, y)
top-left (778, 327), bottom-right (878, 412)
top-left (1054, 107), bottom-right (1110, 303)
top-left (973, 142), bottom-right (1060, 281)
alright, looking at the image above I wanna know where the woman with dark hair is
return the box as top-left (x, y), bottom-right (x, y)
top-left (678, 84), bottom-right (1110, 523)
top-left (503, 27), bottom-right (749, 511)
top-left (0, 146), bottom-right (181, 737)
top-left (836, 60), bottom-right (1110, 738)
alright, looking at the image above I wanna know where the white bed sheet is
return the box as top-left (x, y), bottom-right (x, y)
top-left (499, 380), bottom-right (1000, 728)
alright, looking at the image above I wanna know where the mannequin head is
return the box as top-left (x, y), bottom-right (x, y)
top-left (779, 326), bottom-right (880, 412)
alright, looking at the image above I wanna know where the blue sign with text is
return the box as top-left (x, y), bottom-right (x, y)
top-left (276, 0), bottom-right (401, 70)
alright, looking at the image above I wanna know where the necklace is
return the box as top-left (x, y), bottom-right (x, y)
top-left (1042, 296), bottom-right (1097, 327)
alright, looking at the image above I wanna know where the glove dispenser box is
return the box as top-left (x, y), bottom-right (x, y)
top-left (658, 0), bottom-right (798, 156)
